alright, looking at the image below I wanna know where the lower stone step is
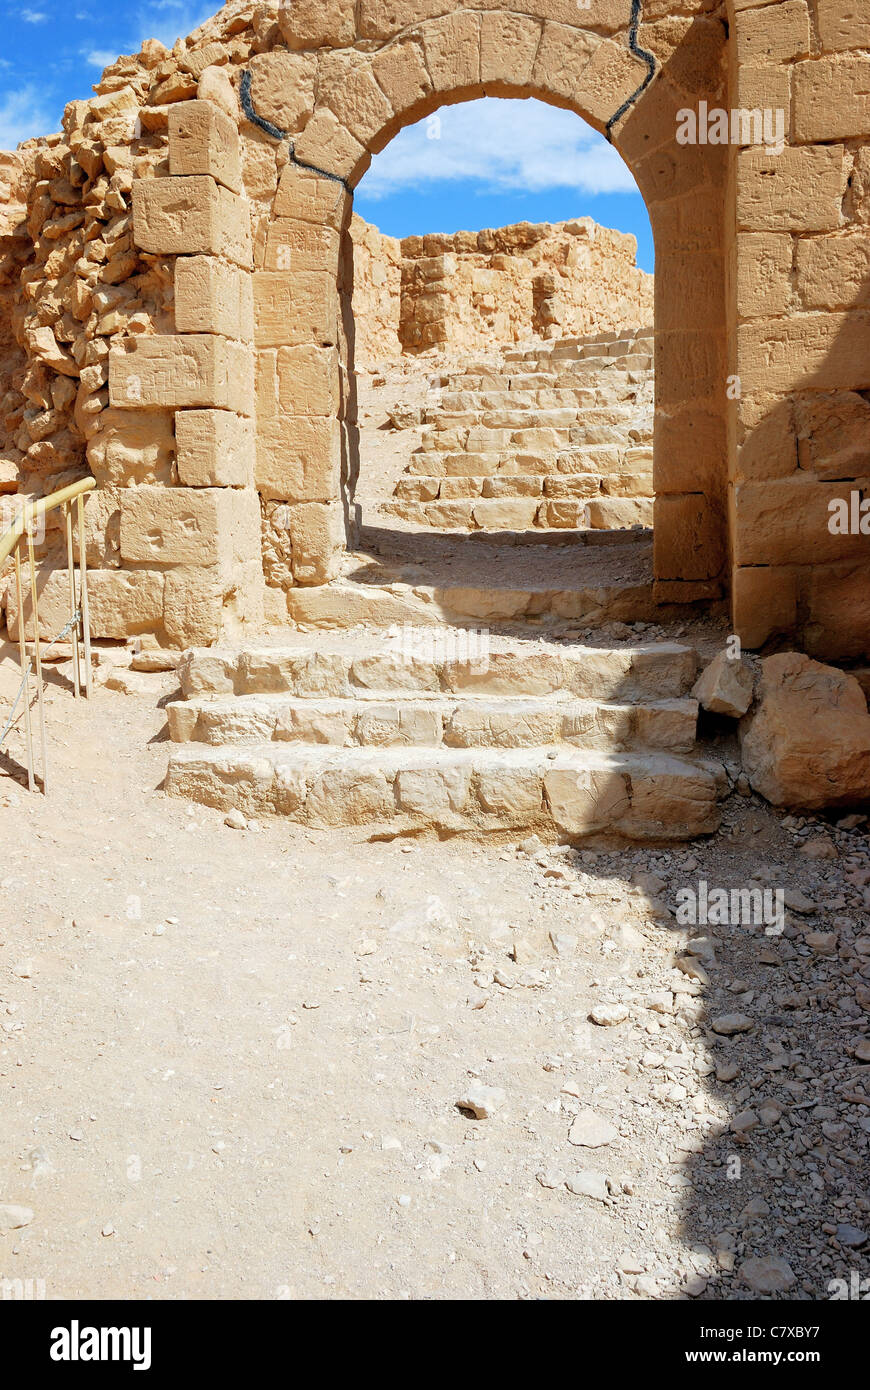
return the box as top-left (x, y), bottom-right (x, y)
top-left (384, 494), bottom-right (655, 532)
top-left (166, 694), bottom-right (699, 754)
top-left (165, 744), bottom-right (723, 840)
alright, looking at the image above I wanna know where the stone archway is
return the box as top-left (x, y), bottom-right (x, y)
top-left (104, 3), bottom-right (731, 643)
top-left (244, 8), bottom-right (729, 603)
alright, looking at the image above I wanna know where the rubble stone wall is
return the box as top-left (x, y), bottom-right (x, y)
top-left (0, 0), bottom-right (865, 661)
top-left (349, 212), bottom-right (654, 367)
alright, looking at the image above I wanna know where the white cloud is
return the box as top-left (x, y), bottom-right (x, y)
top-left (0, 85), bottom-right (55, 149)
top-left (362, 98), bottom-right (638, 200)
top-left (21, 8), bottom-right (48, 21)
top-left (82, 49), bottom-right (118, 69)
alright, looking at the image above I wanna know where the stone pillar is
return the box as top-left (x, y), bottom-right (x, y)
top-left (109, 100), bottom-right (264, 645)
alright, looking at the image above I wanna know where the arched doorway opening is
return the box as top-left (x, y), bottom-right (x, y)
top-left (344, 95), bottom-right (656, 596)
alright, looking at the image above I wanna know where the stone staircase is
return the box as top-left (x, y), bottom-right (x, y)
top-left (164, 632), bottom-right (726, 841)
top-left (385, 329), bottom-right (654, 533)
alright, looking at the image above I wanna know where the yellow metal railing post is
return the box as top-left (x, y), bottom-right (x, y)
top-left (76, 492), bottom-right (92, 700)
top-left (64, 500), bottom-right (82, 698)
top-left (26, 510), bottom-right (49, 793)
top-left (13, 538), bottom-right (35, 793)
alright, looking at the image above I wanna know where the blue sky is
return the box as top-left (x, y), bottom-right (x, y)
top-left (0, 1), bottom-right (653, 272)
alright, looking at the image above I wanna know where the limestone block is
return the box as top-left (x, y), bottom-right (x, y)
top-left (162, 566), bottom-right (227, 647)
top-left (253, 271), bottom-right (338, 348)
top-left (817, 0), bottom-right (870, 51)
top-left (256, 416), bottom-right (342, 502)
top-left (423, 12), bottom-right (481, 92)
top-left (395, 766), bottom-right (471, 819)
top-left (794, 390), bottom-right (870, 479)
top-left (395, 477), bottom-right (440, 502)
top-left (736, 146), bottom-right (846, 232)
top-left (370, 40), bottom-right (432, 114)
top-left (619, 764), bottom-right (719, 839)
top-left (83, 569), bottom-right (165, 640)
top-left (305, 768), bottom-right (395, 827)
top-left (794, 230), bottom-right (870, 311)
top-left (273, 164), bottom-right (350, 229)
top-left (275, 706), bottom-right (352, 745)
top-left (544, 766), bottom-right (630, 835)
top-left (532, 22), bottom-right (598, 105)
top-left (174, 256), bottom-right (254, 339)
top-left (543, 500), bottom-right (584, 528)
top-left (120, 485), bottom-right (259, 568)
top-left (733, 394), bottom-right (796, 482)
top-left (87, 408), bottom-right (176, 486)
top-left (692, 650), bottom-right (755, 718)
top-left (736, 232), bottom-right (792, 318)
top-left (264, 219), bottom-right (339, 274)
top-left (248, 50), bottom-right (317, 133)
top-left (472, 498), bottom-right (540, 529)
top-left (355, 704), bottom-right (441, 747)
top-left (733, 477), bottom-right (870, 566)
top-left (732, 58), bottom-right (790, 116)
top-left (278, 0), bottom-right (356, 50)
top-left (737, 312), bottom-right (870, 394)
top-left (587, 497), bottom-right (653, 529)
top-left (573, 36), bottom-right (652, 133)
top-left (276, 346), bottom-right (340, 416)
top-left (175, 410), bottom-right (254, 487)
top-left (81, 488), bottom-right (121, 569)
top-left (319, 54), bottom-right (394, 148)
top-left (197, 66), bottom-right (237, 119)
top-left (736, 0), bottom-right (810, 64)
top-left (168, 100), bottom-right (241, 194)
top-left (732, 565), bottom-right (799, 649)
top-left (289, 501), bottom-right (345, 585)
top-left (794, 56), bottom-right (870, 142)
top-left (475, 766), bottom-right (543, 823)
top-left (291, 109), bottom-right (365, 184)
top-left (740, 653), bottom-right (870, 808)
top-left (653, 494), bottom-right (725, 582)
top-left (480, 12), bottom-right (541, 91)
top-left (803, 559), bottom-right (870, 662)
top-left (133, 176), bottom-right (252, 266)
top-left (109, 336), bottom-right (254, 415)
top-left (543, 474), bottom-right (600, 499)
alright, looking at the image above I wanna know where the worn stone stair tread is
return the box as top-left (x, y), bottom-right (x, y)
top-left (178, 638), bottom-right (699, 701)
top-left (165, 742), bottom-right (723, 839)
top-left (166, 692), bottom-right (699, 753)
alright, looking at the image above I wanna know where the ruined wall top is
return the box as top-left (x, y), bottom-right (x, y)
top-left (350, 211), bottom-right (654, 365)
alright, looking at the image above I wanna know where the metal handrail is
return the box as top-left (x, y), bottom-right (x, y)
top-left (1, 477), bottom-right (96, 793)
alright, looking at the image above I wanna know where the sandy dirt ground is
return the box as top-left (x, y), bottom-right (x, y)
top-left (0, 641), bottom-right (868, 1302)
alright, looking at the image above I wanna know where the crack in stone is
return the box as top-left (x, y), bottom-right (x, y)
top-left (606, 0), bottom-right (658, 142)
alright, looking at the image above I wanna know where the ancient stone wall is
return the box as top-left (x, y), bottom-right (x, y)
top-left (0, 0), bottom-right (865, 661)
top-left (349, 212), bottom-right (653, 366)
top-left (349, 214), bottom-right (403, 365)
top-left (397, 218), bottom-right (652, 356)
top-left (728, 1), bottom-right (870, 664)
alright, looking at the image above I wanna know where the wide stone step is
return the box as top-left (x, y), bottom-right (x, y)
top-left (178, 638), bottom-right (698, 702)
top-left (167, 693), bottom-right (699, 753)
top-left (388, 494), bottom-right (655, 532)
top-left (165, 744), bottom-right (722, 840)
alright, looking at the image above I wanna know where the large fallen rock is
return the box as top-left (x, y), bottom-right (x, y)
top-left (740, 653), bottom-right (870, 809)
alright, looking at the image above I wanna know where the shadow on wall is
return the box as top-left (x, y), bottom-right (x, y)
top-left (731, 248), bottom-right (870, 665)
